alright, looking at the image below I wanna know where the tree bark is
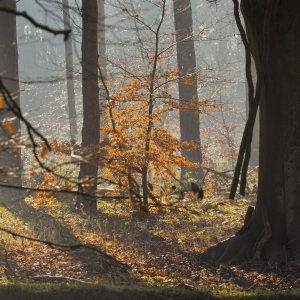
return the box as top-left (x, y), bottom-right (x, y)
top-left (62, 0), bottom-right (78, 141)
top-left (173, 0), bottom-right (204, 183)
top-left (0, 0), bottom-right (23, 205)
top-left (76, 0), bottom-right (99, 213)
top-left (202, 0), bottom-right (300, 264)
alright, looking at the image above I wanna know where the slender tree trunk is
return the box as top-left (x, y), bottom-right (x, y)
top-left (76, 0), bottom-right (99, 213)
top-left (62, 0), bottom-right (78, 141)
top-left (0, 0), bottom-right (22, 205)
top-left (173, 0), bottom-right (204, 183)
top-left (246, 55), bottom-right (259, 168)
top-left (97, 0), bottom-right (107, 140)
top-left (202, 0), bottom-right (300, 265)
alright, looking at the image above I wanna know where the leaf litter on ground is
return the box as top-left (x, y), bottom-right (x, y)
top-left (0, 187), bottom-right (299, 297)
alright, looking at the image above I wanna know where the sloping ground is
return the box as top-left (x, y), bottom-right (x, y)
top-left (1, 182), bottom-right (300, 294)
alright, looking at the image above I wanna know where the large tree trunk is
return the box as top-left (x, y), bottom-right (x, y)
top-left (62, 0), bottom-right (78, 141)
top-left (0, 0), bottom-right (23, 205)
top-left (201, 0), bottom-right (300, 264)
top-left (76, 0), bottom-right (99, 213)
top-left (173, 0), bottom-right (204, 183)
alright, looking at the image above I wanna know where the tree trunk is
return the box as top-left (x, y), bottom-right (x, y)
top-left (76, 0), bottom-right (99, 213)
top-left (97, 0), bottom-right (107, 141)
top-left (201, 0), bottom-right (300, 265)
top-left (0, 0), bottom-right (23, 205)
top-left (245, 55), bottom-right (259, 168)
top-left (173, 0), bottom-right (204, 183)
top-left (62, 0), bottom-right (78, 141)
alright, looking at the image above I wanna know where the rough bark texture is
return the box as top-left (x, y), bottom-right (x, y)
top-left (0, 0), bottom-right (23, 204)
top-left (76, 0), bottom-right (99, 212)
top-left (62, 0), bottom-right (78, 141)
top-left (173, 0), bottom-right (204, 183)
top-left (202, 0), bottom-right (300, 264)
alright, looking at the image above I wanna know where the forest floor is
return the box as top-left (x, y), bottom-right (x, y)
top-left (1, 177), bottom-right (300, 299)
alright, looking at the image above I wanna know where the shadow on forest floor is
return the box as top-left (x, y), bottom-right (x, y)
top-left (2, 191), bottom-right (300, 295)
top-left (1, 282), bottom-right (300, 300)
top-left (0, 196), bottom-right (133, 283)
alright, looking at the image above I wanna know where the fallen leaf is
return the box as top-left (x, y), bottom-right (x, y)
top-left (3, 122), bottom-right (13, 133)
top-left (65, 180), bottom-right (71, 190)
top-left (40, 148), bottom-right (48, 158)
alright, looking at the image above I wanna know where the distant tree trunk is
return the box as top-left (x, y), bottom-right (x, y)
top-left (173, 0), bottom-right (204, 183)
top-left (202, 0), bottom-right (300, 265)
top-left (0, 0), bottom-right (22, 205)
top-left (97, 0), bottom-right (107, 140)
top-left (62, 0), bottom-right (78, 141)
top-left (76, 0), bottom-right (99, 213)
top-left (245, 55), bottom-right (259, 168)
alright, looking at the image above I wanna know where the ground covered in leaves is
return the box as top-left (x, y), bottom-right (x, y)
top-left (0, 184), bottom-right (300, 299)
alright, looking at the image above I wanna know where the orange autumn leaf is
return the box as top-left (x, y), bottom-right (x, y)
top-left (0, 95), bottom-right (3, 109)
top-left (40, 148), bottom-right (48, 158)
top-left (13, 147), bottom-right (18, 153)
top-left (65, 180), bottom-right (71, 190)
top-left (30, 171), bottom-right (35, 177)
top-left (106, 159), bottom-right (113, 165)
top-left (3, 122), bottom-right (13, 133)
top-left (3, 172), bottom-right (8, 177)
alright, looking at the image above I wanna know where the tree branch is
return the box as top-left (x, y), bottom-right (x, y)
top-left (0, 7), bottom-right (70, 41)
top-left (0, 227), bottom-right (130, 270)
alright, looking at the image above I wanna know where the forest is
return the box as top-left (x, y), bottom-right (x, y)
top-left (0, 0), bottom-right (300, 299)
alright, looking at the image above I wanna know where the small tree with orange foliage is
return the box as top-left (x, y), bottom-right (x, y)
top-left (99, 1), bottom-right (218, 213)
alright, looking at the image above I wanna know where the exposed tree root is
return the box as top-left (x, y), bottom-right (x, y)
top-left (264, 242), bottom-right (287, 266)
top-left (200, 206), bottom-right (295, 265)
top-left (199, 205), bottom-right (292, 265)
top-left (254, 207), bottom-right (271, 259)
top-left (200, 234), bottom-right (258, 264)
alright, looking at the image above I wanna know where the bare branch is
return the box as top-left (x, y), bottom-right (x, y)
top-left (0, 6), bottom-right (70, 40)
top-left (0, 227), bottom-right (130, 270)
